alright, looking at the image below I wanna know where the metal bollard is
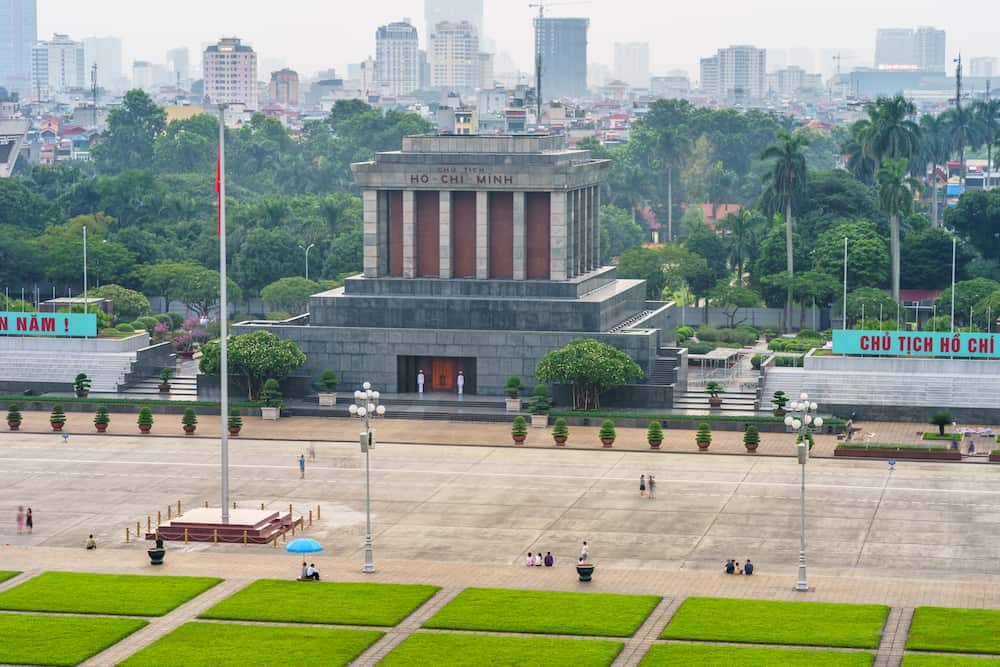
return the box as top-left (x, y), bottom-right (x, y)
top-left (136, 521), bottom-right (141, 537)
top-left (282, 527), bottom-right (287, 543)
top-left (288, 503), bottom-right (293, 515)
top-left (291, 521), bottom-right (296, 536)
top-left (147, 516), bottom-right (151, 532)
top-left (184, 528), bottom-right (189, 544)
top-left (316, 505), bottom-right (321, 520)
top-left (126, 527), bottom-right (130, 543)
top-left (233, 501), bottom-right (237, 509)
top-left (272, 534), bottom-right (277, 548)
top-left (243, 530), bottom-right (248, 546)
top-left (308, 510), bottom-right (313, 526)
top-left (177, 500), bottom-right (181, 515)
top-left (157, 510), bottom-right (161, 526)
top-left (167, 506), bottom-right (172, 520)
top-left (260, 502), bottom-right (265, 510)
top-left (213, 529), bottom-right (218, 544)
top-left (204, 500), bottom-right (208, 508)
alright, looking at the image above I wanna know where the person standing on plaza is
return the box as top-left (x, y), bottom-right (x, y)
top-left (648, 475), bottom-right (656, 499)
top-left (457, 370), bottom-right (464, 396)
top-left (298, 454), bottom-right (305, 479)
top-left (25, 508), bottom-right (32, 533)
top-left (15, 506), bottom-right (24, 534)
top-left (417, 369), bottom-right (425, 394)
top-left (580, 541), bottom-right (589, 561)
top-left (639, 474), bottom-right (646, 497)
top-left (307, 444), bottom-right (316, 461)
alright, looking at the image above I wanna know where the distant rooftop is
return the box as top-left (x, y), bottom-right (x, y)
top-left (400, 134), bottom-right (567, 154)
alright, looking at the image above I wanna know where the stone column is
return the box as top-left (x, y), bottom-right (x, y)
top-left (402, 190), bottom-right (416, 278)
top-left (362, 189), bottom-right (378, 277)
top-left (512, 191), bottom-right (527, 280)
top-left (591, 186), bottom-right (601, 269)
top-left (565, 189), bottom-right (576, 279)
top-left (475, 190), bottom-right (489, 279)
top-left (580, 188), bottom-right (590, 273)
top-left (439, 191), bottom-right (452, 279)
top-left (377, 190), bottom-right (389, 275)
top-left (549, 191), bottom-right (567, 281)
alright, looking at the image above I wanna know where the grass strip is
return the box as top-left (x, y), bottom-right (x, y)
top-left (907, 607), bottom-right (1000, 655)
top-left (0, 571), bottom-right (18, 584)
top-left (0, 613), bottom-right (146, 666)
top-left (902, 656), bottom-right (1000, 666)
top-left (551, 411), bottom-right (848, 425)
top-left (922, 432), bottom-right (962, 441)
top-left (200, 580), bottom-right (439, 626)
top-left (424, 587), bottom-right (659, 637)
top-left (1, 396), bottom-right (262, 408)
top-left (661, 597), bottom-right (888, 648)
top-left (640, 643), bottom-right (873, 666)
top-left (119, 622), bottom-right (382, 667)
top-left (835, 444), bottom-right (953, 452)
top-left (0, 572), bottom-right (222, 616)
top-left (381, 632), bottom-right (623, 666)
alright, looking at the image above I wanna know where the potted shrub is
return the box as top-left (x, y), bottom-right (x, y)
top-left (511, 415), bottom-right (528, 444)
top-left (696, 422), bottom-right (712, 451)
top-left (181, 407), bottom-right (198, 434)
top-left (94, 406), bottom-right (110, 433)
top-left (504, 375), bottom-right (524, 412)
top-left (771, 390), bottom-right (789, 417)
top-left (316, 369), bottom-right (338, 407)
top-left (797, 428), bottom-right (815, 450)
top-left (49, 404), bottom-right (66, 431)
top-left (705, 381), bottom-right (723, 408)
top-left (599, 419), bottom-right (616, 447)
top-left (527, 384), bottom-right (551, 428)
top-left (158, 367), bottom-right (173, 393)
top-left (261, 379), bottom-right (282, 420)
top-left (647, 420), bottom-right (664, 449)
top-left (228, 408), bottom-right (242, 436)
top-left (137, 406), bottom-right (154, 433)
top-left (552, 417), bottom-right (569, 445)
top-left (930, 412), bottom-right (953, 436)
top-left (74, 373), bottom-right (91, 398)
top-left (7, 404), bottom-right (22, 431)
top-left (743, 424), bottom-right (760, 453)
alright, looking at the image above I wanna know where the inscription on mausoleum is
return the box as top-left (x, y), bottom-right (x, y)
top-left (409, 166), bottom-right (515, 186)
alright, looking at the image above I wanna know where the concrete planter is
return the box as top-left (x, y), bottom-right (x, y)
top-left (318, 392), bottom-right (337, 407)
top-left (505, 397), bottom-right (521, 412)
top-left (708, 397), bottom-right (722, 408)
top-left (147, 548), bottom-right (165, 565)
top-left (531, 414), bottom-right (548, 428)
top-left (261, 407), bottom-right (280, 420)
top-left (834, 448), bottom-right (961, 461)
top-left (576, 562), bottom-right (595, 582)
top-left (990, 453), bottom-right (1000, 462)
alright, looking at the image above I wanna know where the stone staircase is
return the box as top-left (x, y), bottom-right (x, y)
top-left (671, 389), bottom-right (759, 416)
top-left (120, 373), bottom-right (198, 401)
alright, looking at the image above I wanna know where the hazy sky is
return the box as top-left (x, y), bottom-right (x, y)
top-left (39, 0), bottom-right (998, 80)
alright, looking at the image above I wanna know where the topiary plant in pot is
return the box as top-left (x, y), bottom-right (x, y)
top-left (74, 373), bottom-right (91, 398)
top-left (137, 406), bottom-right (154, 433)
top-left (647, 420), bottom-right (664, 449)
top-left (527, 383), bottom-right (551, 428)
top-left (7, 404), bottom-right (22, 430)
top-left (181, 407), bottom-right (198, 434)
top-left (743, 424), bottom-right (760, 453)
top-left (929, 412), bottom-right (953, 436)
top-left (504, 375), bottom-right (524, 412)
top-left (771, 390), bottom-right (788, 417)
top-left (261, 379), bottom-right (282, 420)
top-left (228, 408), bottom-right (242, 436)
top-left (49, 404), bottom-right (66, 431)
top-left (94, 405), bottom-right (110, 433)
top-left (316, 369), bottom-right (338, 406)
top-left (552, 417), bottom-right (569, 445)
top-left (511, 415), bottom-right (528, 444)
top-left (599, 419), bottom-right (616, 447)
top-left (158, 367), bottom-right (173, 393)
top-left (705, 381), bottom-right (723, 408)
top-left (696, 422), bottom-right (712, 451)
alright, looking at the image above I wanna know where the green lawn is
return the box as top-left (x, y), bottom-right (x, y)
top-left (0, 613), bottom-right (147, 666)
top-left (199, 580), bottom-right (439, 626)
top-left (119, 622), bottom-right (382, 667)
top-left (907, 607), bottom-right (1000, 655)
top-left (0, 572), bottom-right (222, 616)
top-left (661, 597), bottom-right (889, 648)
top-left (640, 644), bottom-right (874, 666)
top-left (423, 587), bottom-right (660, 637)
top-left (0, 571), bottom-right (18, 584)
top-left (903, 656), bottom-right (1000, 666)
top-left (380, 632), bottom-right (624, 666)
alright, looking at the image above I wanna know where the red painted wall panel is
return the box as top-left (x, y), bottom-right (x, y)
top-left (488, 192), bottom-right (513, 279)
top-left (387, 191), bottom-right (403, 276)
top-left (452, 192), bottom-right (476, 278)
top-left (526, 192), bottom-right (551, 280)
top-left (415, 191), bottom-right (440, 277)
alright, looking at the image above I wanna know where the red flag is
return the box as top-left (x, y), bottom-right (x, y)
top-left (215, 147), bottom-right (221, 236)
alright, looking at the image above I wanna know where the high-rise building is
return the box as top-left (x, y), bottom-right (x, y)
top-left (425, 0), bottom-right (483, 47)
top-left (0, 0), bottom-right (36, 97)
top-left (651, 71), bottom-right (690, 99)
top-left (268, 68), bottom-right (299, 106)
top-left (429, 20), bottom-right (479, 90)
top-left (700, 44), bottom-right (766, 102)
top-left (534, 17), bottom-right (588, 99)
top-left (132, 60), bottom-right (154, 92)
top-left (613, 42), bottom-right (650, 88)
top-left (82, 36), bottom-right (122, 92)
top-left (970, 56), bottom-right (997, 79)
top-left (875, 27), bottom-right (945, 72)
top-left (166, 47), bottom-right (190, 88)
top-left (478, 52), bottom-right (494, 90)
top-left (914, 27), bottom-right (945, 72)
top-left (375, 20), bottom-right (419, 96)
top-left (203, 37), bottom-right (258, 109)
top-left (31, 34), bottom-right (85, 99)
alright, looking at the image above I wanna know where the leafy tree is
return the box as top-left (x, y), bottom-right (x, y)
top-left (683, 215), bottom-right (727, 284)
top-left (942, 104), bottom-right (983, 184)
top-left (763, 270), bottom-right (839, 329)
top-left (260, 277), bottom-right (321, 314)
top-left (836, 287), bottom-right (901, 327)
top-left (812, 220), bottom-right (889, 292)
top-left (0, 179), bottom-right (52, 231)
top-left (232, 227), bottom-right (301, 294)
top-left (199, 330), bottom-right (306, 400)
top-left (599, 204), bottom-right (645, 263)
top-left (707, 280), bottom-right (762, 327)
top-left (919, 113), bottom-right (951, 227)
top-left (616, 247), bottom-right (666, 299)
top-left (861, 94), bottom-right (921, 169)
top-left (535, 338), bottom-right (643, 410)
top-left (153, 114), bottom-right (218, 173)
top-left (761, 129), bottom-right (809, 325)
top-left (92, 89), bottom-right (167, 173)
top-left (901, 228), bottom-right (972, 290)
top-left (945, 189), bottom-right (1000, 260)
top-left (636, 100), bottom-right (693, 242)
top-left (139, 261), bottom-right (239, 316)
top-left (717, 209), bottom-right (764, 282)
top-left (90, 284), bottom-right (150, 322)
top-left (974, 99), bottom-right (1000, 190)
top-left (971, 289), bottom-right (1000, 330)
top-left (877, 158), bottom-right (920, 302)
top-left (795, 169), bottom-right (878, 243)
top-left (934, 278), bottom-right (1000, 327)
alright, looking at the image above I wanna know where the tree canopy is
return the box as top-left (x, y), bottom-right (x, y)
top-left (199, 330), bottom-right (306, 400)
top-left (535, 338), bottom-right (643, 410)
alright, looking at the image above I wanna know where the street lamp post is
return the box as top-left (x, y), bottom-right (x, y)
top-left (349, 382), bottom-right (385, 574)
top-left (299, 243), bottom-right (316, 282)
top-left (784, 392), bottom-right (823, 592)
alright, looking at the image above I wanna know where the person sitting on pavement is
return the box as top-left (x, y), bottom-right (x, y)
top-left (300, 562), bottom-right (309, 580)
top-left (85, 534), bottom-right (97, 550)
top-left (725, 559), bottom-right (735, 574)
top-left (533, 552), bottom-right (543, 566)
top-left (544, 551), bottom-right (554, 567)
top-left (305, 563), bottom-right (320, 581)
top-left (744, 559), bottom-right (754, 575)
top-left (526, 552), bottom-right (534, 566)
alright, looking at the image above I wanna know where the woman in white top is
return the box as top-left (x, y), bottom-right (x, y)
top-left (533, 552), bottom-right (543, 566)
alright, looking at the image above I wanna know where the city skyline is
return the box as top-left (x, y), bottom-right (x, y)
top-left (35, 0), bottom-right (998, 83)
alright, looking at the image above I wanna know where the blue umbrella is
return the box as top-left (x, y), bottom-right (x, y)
top-left (285, 538), bottom-right (323, 554)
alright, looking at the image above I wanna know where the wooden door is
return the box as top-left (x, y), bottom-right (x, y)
top-left (431, 358), bottom-right (455, 391)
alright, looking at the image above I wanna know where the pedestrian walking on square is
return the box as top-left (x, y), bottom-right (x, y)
top-left (15, 506), bottom-right (24, 534)
top-left (298, 454), bottom-right (305, 479)
top-left (968, 439), bottom-right (976, 456)
top-left (308, 444), bottom-right (316, 461)
top-left (25, 508), bottom-right (32, 533)
top-left (639, 474), bottom-right (646, 497)
top-left (580, 541), bottom-right (589, 561)
top-left (648, 475), bottom-right (656, 499)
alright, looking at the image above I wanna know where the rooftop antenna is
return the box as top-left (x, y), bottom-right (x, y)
top-left (91, 63), bottom-right (98, 111)
top-left (954, 53), bottom-right (962, 109)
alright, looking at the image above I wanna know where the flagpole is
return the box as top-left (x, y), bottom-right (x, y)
top-left (218, 105), bottom-right (230, 523)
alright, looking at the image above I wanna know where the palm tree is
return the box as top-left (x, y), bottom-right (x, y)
top-left (652, 127), bottom-right (690, 244)
top-left (974, 99), bottom-right (1000, 189)
top-left (719, 209), bottom-right (759, 285)
top-left (864, 95), bottom-right (921, 167)
top-left (918, 114), bottom-right (951, 227)
top-left (844, 119), bottom-right (877, 185)
top-left (877, 158), bottom-right (920, 302)
top-left (761, 130), bottom-right (810, 328)
top-left (943, 105), bottom-right (983, 186)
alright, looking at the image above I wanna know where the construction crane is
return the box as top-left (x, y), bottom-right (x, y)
top-left (528, 0), bottom-right (589, 127)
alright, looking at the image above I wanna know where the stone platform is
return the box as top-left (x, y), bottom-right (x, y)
top-left (147, 508), bottom-right (301, 544)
